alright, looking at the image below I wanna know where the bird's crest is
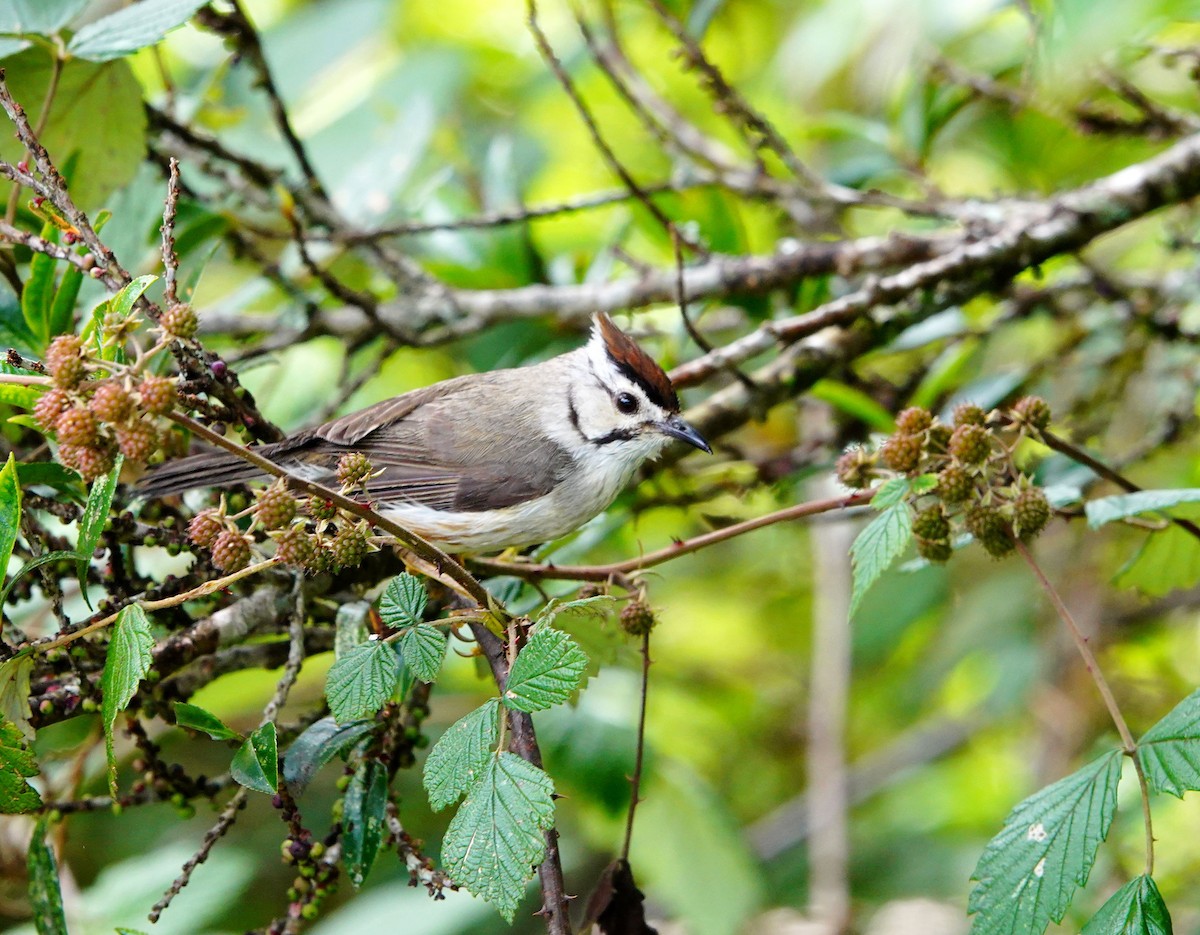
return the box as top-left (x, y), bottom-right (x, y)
top-left (591, 313), bottom-right (680, 412)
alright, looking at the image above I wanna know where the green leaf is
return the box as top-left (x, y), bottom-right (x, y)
top-left (67, 0), bottom-right (209, 61)
top-left (0, 550), bottom-right (86, 608)
top-left (0, 718), bottom-right (42, 813)
top-left (325, 641), bottom-right (402, 723)
top-left (75, 453), bottom-right (123, 605)
top-left (27, 819), bottom-right (67, 935)
top-left (1086, 490), bottom-right (1200, 529)
top-left (231, 722), bottom-right (278, 795)
top-left (17, 461), bottom-right (81, 497)
top-left (849, 503), bottom-right (912, 617)
top-left (0, 655), bottom-right (34, 739)
top-left (968, 750), bottom-right (1123, 935)
top-left (334, 601), bottom-right (370, 659)
top-left (100, 274), bottom-right (157, 326)
top-left (536, 594), bottom-right (616, 628)
top-left (504, 628), bottom-right (588, 713)
top-left (400, 623), bottom-right (446, 683)
top-left (809, 379), bottom-right (896, 432)
top-left (0, 0), bottom-right (89, 34)
top-left (21, 223), bottom-right (56, 346)
top-left (442, 752), bottom-right (555, 921)
top-left (0, 382), bottom-right (44, 409)
top-left (1082, 875), bottom-right (1172, 935)
top-left (870, 476), bottom-right (911, 508)
top-left (48, 260), bottom-right (82, 338)
top-left (343, 758), bottom-right (388, 887)
top-left (378, 573), bottom-right (428, 629)
top-left (0, 452), bottom-right (22, 581)
top-left (282, 716), bottom-right (374, 794)
top-left (173, 702), bottom-right (242, 742)
top-left (1137, 687), bottom-right (1200, 797)
top-left (1114, 526), bottom-right (1200, 597)
top-left (101, 605), bottom-right (153, 797)
top-left (423, 698), bottom-right (499, 811)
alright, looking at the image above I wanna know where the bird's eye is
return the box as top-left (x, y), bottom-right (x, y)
top-left (615, 392), bottom-right (639, 414)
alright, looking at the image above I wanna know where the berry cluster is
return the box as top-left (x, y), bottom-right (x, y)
top-left (35, 335), bottom-right (177, 481)
top-left (836, 397), bottom-right (1055, 562)
top-left (187, 458), bottom-right (377, 575)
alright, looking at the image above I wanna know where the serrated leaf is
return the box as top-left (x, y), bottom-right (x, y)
top-left (282, 716), bottom-right (375, 794)
top-left (1137, 687), bottom-right (1200, 797)
top-left (969, 750), bottom-right (1123, 935)
top-left (424, 698), bottom-right (499, 811)
top-left (325, 641), bottom-right (402, 723)
top-left (231, 722), bottom-right (278, 795)
top-left (101, 605), bottom-right (153, 797)
top-left (870, 476), bottom-right (911, 508)
top-left (400, 623), bottom-right (446, 683)
top-left (343, 758), bottom-right (388, 887)
top-left (67, 0), bottom-right (208, 61)
top-left (0, 550), bottom-right (86, 607)
top-left (0, 452), bottom-right (22, 581)
top-left (504, 628), bottom-right (588, 712)
top-left (849, 502), bottom-right (912, 617)
top-left (0, 655), bottom-right (34, 739)
top-left (334, 601), bottom-right (370, 659)
top-left (1082, 875), bottom-right (1172, 935)
top-left (75, 453), bottom-right (123, 606)
top-left (536, 594), bottom-right (616, 628)
top-left (1085, 490), bottom-right (1200, 529)
top-left (442, 752), bottom-right (555, 921)
top-left (379, 573), bottom-right (427, 629)
top-left (173, 702), bottom-right (241, 742)
top-left (0, 718), bottom-right (42, 813)
top-left (27, 819), bottom-right (67, 935)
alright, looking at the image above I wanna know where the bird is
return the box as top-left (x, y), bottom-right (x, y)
top-left (139, 313), bottom-right (711, 553)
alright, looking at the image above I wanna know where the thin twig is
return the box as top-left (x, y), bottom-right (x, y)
top-left (160, 158), bottom-right (182, 307)
top-left (1015, 540), bottom-right (1154, 876)
top-left (620, 628), bottom-right (651, 860)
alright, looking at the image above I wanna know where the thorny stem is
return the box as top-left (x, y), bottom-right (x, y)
top-left (621, 628), bottom-right (651, 861)
top-left (1015, 540), bottom-right (1154, 876)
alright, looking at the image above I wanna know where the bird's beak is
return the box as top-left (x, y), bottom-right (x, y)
top-left (659, 414), bottom-right (711, 453)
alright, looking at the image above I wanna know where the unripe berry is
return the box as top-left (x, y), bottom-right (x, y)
top-left (952, 402), bottom-right (986, 427)
top-left (916, 536), bottom-right (953, 563)
top-left (1012, 396), bottom-right (1051, 431)
top-left (926, 423), bottom-right (952, 453)
top-left (880, 433), bottom-right (922, 473)
top-left (210, 529), bottom-right (251, 572)
top-left (187, 509), bottom-right (224, 549)
top-left (912, 505), bottom-right (950, 540)
top-left (948, 423), bottom-right (990, 465)
top-left (964, 505), bottom-right (1013, 558)
top-left (1013, 487), bottom-right (1051, 540)
top-left (115, 420), bottom-right (159, 462)
top-left (895, 407), bottom-right (933, 435)
top-left (336, 452), bottom-right (373, 489)
top-left (306, 498), bottom-right (337, 522)
top-left (63, 443), bottom-right (115, 482)
top-left (274, 527), bottom-right (318, 570)
top-left (936, 464), bottom-right (974, 504)
top-left (160, 303), bottom-right (198, 339)
top-left (138, 375), bottom-right (176, 415)
top-left (45, 335), bottom-right (85, 388)
top-left (620, 599), bottom-right (656, 636)
top-left (89, 381), bottom-right (133, 424)
top-left (835, 447), bottom-right (877, 490)
top-left (56, 407), bottom-right (98, 446)
top-left (328, 524), bottom-right (369, 570)
top-left (255, 484), bottom-right (298, 530)
top-left (33, 388), bottom-right (70, 431)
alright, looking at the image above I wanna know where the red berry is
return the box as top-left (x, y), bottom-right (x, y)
top-left (210, 530), bottom-right (251, 572)
top-left (187, 510), bottom-right (224, 549)
top-left (33, 388), bottom-right (71, 431)
top-left (55, 407), bottom-right (98, 447)
top-left (89, 381), bottom-right (133, 424)
top-left (138, 375), bottom-right (176, 415)
top-left (45, 335), bottom-right (85, 389)
top-left (115, 421), bottom-right (159, 462)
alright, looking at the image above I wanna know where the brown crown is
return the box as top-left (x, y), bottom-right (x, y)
top-left (594, 313), bottom-right (680, 412)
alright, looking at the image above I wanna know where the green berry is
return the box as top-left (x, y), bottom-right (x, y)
top-left (952, 402), bottom-right (986, 427)
top-left (1013, 487), bottom-right (1051, 540)
top-left (965, 505), bottom-right (1013, 558)
top-left (880, 433), bottom-right (922, 473)
top-left (916, 537), bottom-right (953, 563)
top-left (306, 498), bottom-right (338, 522)
top-left (912, 505), bottom-right (950, 540)
top-left (187, 509), bottom-right (224, 549)
top-left (620, 599), bottom-right (656, 636)
top-left (336, 452), bottom-right (373, 489)
top-left (210, 529), bottom-right (251, 572)
top-left (160, 303), bottom-right (198, 339)
top-left (254, 483), bottom-right (298, 530)
top-left (895, 407), bottom-right (933, 435)
top-left (948, 423), bottom-right (991, 465)
top-left (328, 524), bottom-right (369, 570)
top-left (936, 465), bottom-right (974, 504)
top-left (1012, 396), bottom-right (1051, 431)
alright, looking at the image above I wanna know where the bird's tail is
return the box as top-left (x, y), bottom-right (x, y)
top-left (137, 449), bottom-right (268, 498)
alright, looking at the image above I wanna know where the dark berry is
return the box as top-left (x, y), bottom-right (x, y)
top-left (89, 381), bottom-right (133, 424)
top-left (936, 465), bottom-right (974, 504)
top-left (952, 402), bottom-right (986, 427)
top-left (187, 510), bottom-right (224, 549)
top-left (880, 433), bottom-right (922, 473)
top-left (1013, 487), bottom-right (1051, 540)
top-left (210, 530), bottom-right (251, 572)
top-left (138, 375), bottom-right (176, 415)
top-left (949, 424), bottom-right (991, 465)
top-left (895, 407), bottom-right (933, 435)
top-left (56, 407), bottom-right (98, 446)
top-left (255, 484), bottom-right (298, 530)
top-left (620, 599), bottom-right (656, 636)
